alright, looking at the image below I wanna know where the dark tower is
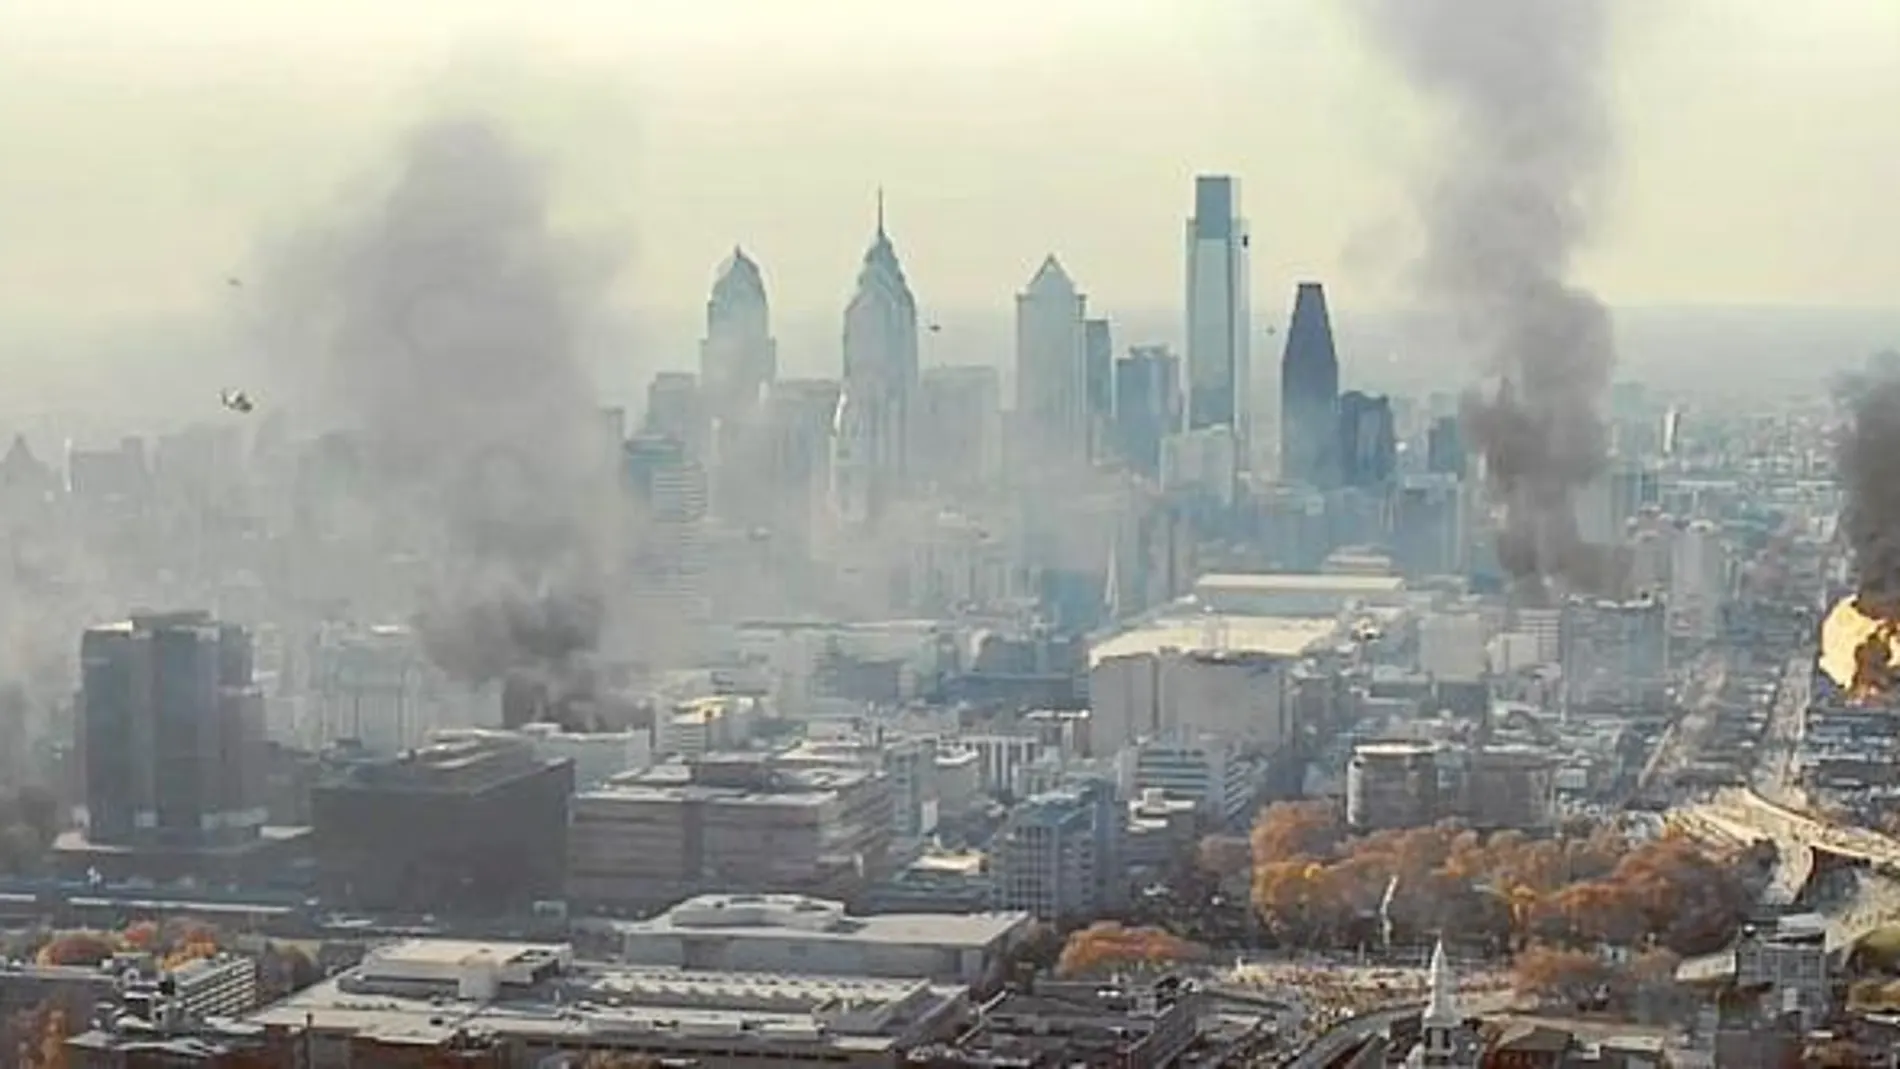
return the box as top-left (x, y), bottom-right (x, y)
top-left (1280, 282), bottom-right (1341, 487)
top-left (1338, 390), bottom-right (1397, 488)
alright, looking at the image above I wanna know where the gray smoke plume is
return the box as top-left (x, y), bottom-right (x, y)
top-left (262, 115), bottom-right (623, 696)
top-left (1839, 369), bottom-right (1900, 620)
top-left (1352, 0), bottom-right (1619, 602)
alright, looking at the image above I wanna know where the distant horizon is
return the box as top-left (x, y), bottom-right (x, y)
top-left (0, 300), bottom-right (1893, 446)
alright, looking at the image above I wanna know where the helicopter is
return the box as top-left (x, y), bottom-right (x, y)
top-left (220, 389), bottom-right (256, 414)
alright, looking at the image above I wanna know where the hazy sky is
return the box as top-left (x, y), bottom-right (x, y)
top-left (1, 0), bottom-right (1896, 343)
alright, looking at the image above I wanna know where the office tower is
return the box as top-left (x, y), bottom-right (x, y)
top-left (304, 623), bottom-right (456, 754)
top-left (763, 379), bottom-right (843, 558)
top-left (1426, 415), bottom-right (1466, 476)
top-left (988, 779), bottom-right (1123, 920)
top-left (1083, 318), bottom-right (1115, 460)
top-left (1184, 177), bottom-right (1251, 458)
top-left (1280, 282), bottom-right (1341, 486)
top-left (1161, 426), bottom-right (1239, 508)
top-left (1390, 474), bottom-right (1467, 577)
top-left (312, 734), bottom-right (573, 914)
top-left (1560, 595), bottom-right (1671, 714)
top-left (839, 194), bottom-right (920, 519)
top-left (1014, 255), bottom-right (1090, 469)
top-left (79, 611), bottom-right (265, 850)
top-left (643, 371), bottom-right (708, 459)
top-left (568, 755), bottom-right (893, 912)
top-left (701, 248), bottom-right (779, 526)
top-left (1669, 519), bottom-right (1728, 641)
top-left (625, 434), bottom-right (711, 630)
top-left (1337, 390), bottom-right (1397, 488)
top-left (1114, 347), bottom-right (1183, 479)
top-left (700, 247), bottom-right (777, 426)
top-left (917, 365), bottom-right (1003, 493)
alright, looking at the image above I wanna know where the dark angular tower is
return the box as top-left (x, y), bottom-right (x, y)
top-left (1280, 282), bottom-right (1341, 486)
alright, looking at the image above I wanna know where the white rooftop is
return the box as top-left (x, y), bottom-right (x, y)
top-left (1089, 614), bottom-right (1339, 666)
top-left (621, 893), bottom-right (1030, 949)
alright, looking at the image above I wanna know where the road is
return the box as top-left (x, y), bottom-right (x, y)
top-left (1285, 1003), bottom-right (1422, 1069)
top-left (1635, 650), bottom-right (1727, 800)
top-left (1751, 654), bottom-right (1812, 807)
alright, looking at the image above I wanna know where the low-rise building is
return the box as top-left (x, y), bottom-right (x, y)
top-left (568, 754), bottom-right (892, 911)
top-left (610, 893), bottom-right (1032, 988)
top-left (244, 938), bottom-right (967, 1068)
top-left (910, 974), bottom-right (1203, 1069)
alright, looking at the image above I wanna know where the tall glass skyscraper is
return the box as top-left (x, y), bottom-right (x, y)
top-left (1184, 176), bottom-right (1251, 463)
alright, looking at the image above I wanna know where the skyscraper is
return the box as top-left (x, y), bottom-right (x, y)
top-left (1184, 176), bottom-right (1251, 458)
top-left (1115, 346), bottom-right (1183, 479)
top-left (1337, 390), bottom-right (1397, 488)
top-left (79, 611), bottom-right (265, 850)
top-left (839, 193), bottom-right (920, 520)
top-left (1279, 281), bottom-right (1341, 486)
top-left (700, 247), bottom-right (777, 423)
top-left (917, 365), bottom-right (1003, 493)
top-left (1083, 318), bottom-right (1115, 461)
top-left (1014, 255), bottom-right (1090, 469)
top-left (701, 248), bottom-right (778, 526)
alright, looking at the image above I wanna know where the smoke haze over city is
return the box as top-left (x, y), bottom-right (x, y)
top-left (0, 6), bottom-right (1897, 1061)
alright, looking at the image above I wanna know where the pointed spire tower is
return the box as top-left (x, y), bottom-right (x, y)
top-left (1424, 938), bottom-right (1459, 1026)
top-left (840, 187), bottom-right (920, 518)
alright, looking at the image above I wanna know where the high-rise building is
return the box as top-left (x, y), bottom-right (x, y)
top-left (701, 248), bottom-right (779, 526)
top-left (625, 434), bottom-right (711, 631)
top-left (988, 779), bottom-right (1124, 921)
top-left (1114, 346), bottom-right (1183, 479)
top-left (1014, 255), bottom-right (1090, 469)
top-left (1669, 519), bottom-right (1728, 641)
top-left (700, 247), bottom-right (777, 426)
top-left (644, 372), bottom-right (708, 460)
top-left (1337, 390), bottom-right (1397, 488)
top-left (1426, 415), bottom-right (1466, 476)
top-left (1280, 282), bottom-right (1340, 486)
top-left (1184, 177), bottom-right (1251, 458)
top-left (763, 379), bottom-right (843, 558)
top-left (1083, 318), bottom-right (1115, 461)
top-left (568, 755), bottom-right (893, 912)
top-left (839, 194), bottom-right (920, 520)
top-left (1560, 595), bottom-right (1671, 713)
top-left (78, 611), bottom-right (266, 850)
top-left (916, 365), bottom-right (1003, 493)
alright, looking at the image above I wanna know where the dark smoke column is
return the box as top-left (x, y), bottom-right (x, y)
top-left (1840, 371), bottom-right (1900, 620)
top-left (262, 116), bottom-right (625, 703)
top-left (1351, 0), bottom-right (1619, 601)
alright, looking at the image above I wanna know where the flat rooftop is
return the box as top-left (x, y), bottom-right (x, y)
top-left (246, 960), bottom-right (959, 1054)
top-left (1089, 614), bottom-right (1339, 666)
top-left (617, 893), bottom-right (1030, 949)
top-left (1195, 573), bottom-right (1406, 594)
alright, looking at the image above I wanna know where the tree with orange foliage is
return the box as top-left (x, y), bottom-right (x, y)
top-left (1250, 801), bottom-right (1342, 864)
top-left (34, 932), bottom-right (118, 967)
top-left (1055, 922), bottom-right (1205, 977)
top-left (1246, 811), bottom-right (1749, 954)
top-left (120, 920), bottom-right (160, 952)
top-left (1511, 945), bottom-right (1610, 1005)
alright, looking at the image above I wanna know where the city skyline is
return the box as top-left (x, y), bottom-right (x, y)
top-left (0, 0), bottom-right (1896, 355)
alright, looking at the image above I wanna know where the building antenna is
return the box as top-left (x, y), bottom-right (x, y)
top-left (876, 186), bottom-right (886, 237)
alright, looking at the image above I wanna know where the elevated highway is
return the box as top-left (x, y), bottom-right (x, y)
top-left (1672, 787), bottom-right (1900, 949)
